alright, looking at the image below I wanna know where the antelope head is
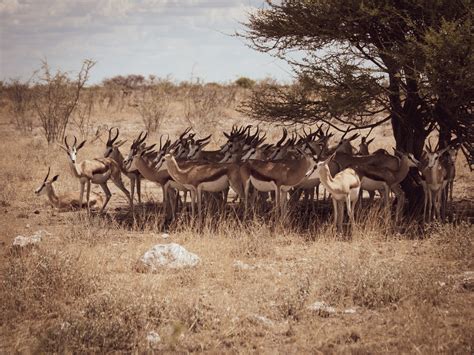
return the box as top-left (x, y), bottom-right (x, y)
top-left (393, 148), bottom-right (421, 168)
top-left (104, 127), bottom-right (127, 158)
top-left (423, 139), bottom-right (450, 169)
top-left (59, 135), bottom-right (86, 163)
top-left (124, 131), bottom-right (147, 167)
top-left (35, 167), bottom-right (59, 196)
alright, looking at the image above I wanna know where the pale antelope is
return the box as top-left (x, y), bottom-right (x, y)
top-left (35, 167), bottom-right (103, 211)
top-left (420, 143), bottom-right (449, 223)
top-left (59, 135), bottom-right (131, 213)
top-left (104, 127), bottom-right (142, 211)
top-left (305, 154), bottom-right (361, 233)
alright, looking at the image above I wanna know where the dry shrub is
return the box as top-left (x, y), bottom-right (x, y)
top-left (64, 213), bottom-right (138, 245)
top-left (0, 249), bottom-right (99, 323)
top-left (37, 292), bottom-right (148, 352)
top-left (313, 245), bottom-right (445, 309)
top-left (182, 81), bottom-right (237, 132)
top-left (135, 83), bottom-right (171, 132)
top-left (429, 221), bottom-right (473, 263)
top-left (276, 277), bottom-right (311, 320)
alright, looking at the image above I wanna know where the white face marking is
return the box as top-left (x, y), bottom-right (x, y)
top-left (427, 152), bottom-right (439, 168)
top-left (104, 146), bottom-right (113, 158)
top-left (35, 183), bottom-right (46, 195)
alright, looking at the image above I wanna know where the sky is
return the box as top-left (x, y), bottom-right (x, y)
top-left (0, 0), bottom-right (296, 84)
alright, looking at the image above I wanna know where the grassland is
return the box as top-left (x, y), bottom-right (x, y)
top-left (0, 87), bottom-right (472, 353)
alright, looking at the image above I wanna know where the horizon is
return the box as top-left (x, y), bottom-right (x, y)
top-left (0, 0), bottom-right (296, 85)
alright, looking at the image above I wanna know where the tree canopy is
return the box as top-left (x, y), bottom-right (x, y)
top-left (242, 0), bottom-right (473, 161)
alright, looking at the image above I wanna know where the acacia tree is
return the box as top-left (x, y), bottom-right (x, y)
top-left (241, 0), bottom-right (473, 162)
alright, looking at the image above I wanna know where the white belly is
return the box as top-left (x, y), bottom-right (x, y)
top-left (250, 176), bottom-right (276, 192)
top-left (199, 175), bottom-right (229, 192)
top-left (349, 187), bottom-right (360, 202)
top-left (91, 171), bottom-right (111, 184)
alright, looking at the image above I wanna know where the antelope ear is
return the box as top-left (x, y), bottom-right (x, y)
top-left (51, 175), bottom-right (59, 182)
top-left (57, 143), bottom-right (68, 152)
top-left (295, 147), bottom-right (305, 156)
top-left (367, 138), bottom-right (375, 145)
top-left (115, 140), bottom-right (127, 147)
top-left (77, 140), bottom-right (86, 150)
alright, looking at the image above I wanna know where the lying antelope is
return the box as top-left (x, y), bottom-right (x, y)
top-left (35, 167), bottom-right (103, 211)
top-left (59, 136), bottom-right (131, 213)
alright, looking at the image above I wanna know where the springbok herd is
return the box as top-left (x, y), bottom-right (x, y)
top-left (35, 125), bottom-right (459, 231)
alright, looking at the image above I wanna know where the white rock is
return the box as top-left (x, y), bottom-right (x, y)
top-left (252, 315), bottom-right (274, 326)
top-left (343, 308), bottom-right (357, 314)
top-left (161, 233), bottom-right (170, 239)
top-left (146, 331), bottom-right (161, 348)
top-left (233, 260), bottom-right (256, 270)
top-left (35, 230), bottom-right (51, 237)
top-left (13, 234), bottom-right (42, 248)
top-left (137, 243), bottom-right (200, 272)
top-left (308, 301), bottom-right (337, 314)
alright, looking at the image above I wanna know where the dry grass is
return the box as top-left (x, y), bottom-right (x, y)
top-left (0, 91), bottom-right (473, 353)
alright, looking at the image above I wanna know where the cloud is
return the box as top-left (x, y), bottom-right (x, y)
top-left (0, 0), bottom-right (292, 83)
top-left (0, 0), bottom-right (21, 14)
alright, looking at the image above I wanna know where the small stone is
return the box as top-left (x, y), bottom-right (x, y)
top-left (26, 224), bottom-right (30, 228)
top-left (252, 315), bottom-right (274, 327)
top-left (146, 331), bottom-right (161, 348)
top-left (308, 301), bottom-right (337, 316)
top-left (161, 233), bottom-right (170, 239)
top-left (343, 308), bottom-right (357, 314)
top-left (12, 234), bottom-right (42, 248)
top-left (34, 210), bottom-right (40, 214)
top-left (233, 260), bottom-right (256, 270)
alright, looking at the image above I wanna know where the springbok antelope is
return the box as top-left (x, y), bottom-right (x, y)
top-left (358, 127), bottom-right (375, 155)
top-left (442, 144), bottom-right (459, 206)
top-left (104, 127), bottom-right (142, 211)
top-left (59, 135), bottom-right (131, 213)
top-left (354, 133), bottom-right (387, 206)
top-left (164, 154), bottom-right (244, 221)
top-left (420, 143), bottom-right (449, 222)
top-left (306, 153), bottom-right (361, 233)
top-left (125, 140), bottom-right (189, 220)
top-left (35, 167), bottom-right (103, 210)
top-left (351, 150), bottom-right (420, 223)
top-left (240, 149), bottom-right (317, 217)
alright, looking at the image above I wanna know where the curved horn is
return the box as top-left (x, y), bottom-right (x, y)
top-left (64, 136), bottom-right (70, 150)
top-left (340, 127), bottom-right (350, 141)
top-left (276, 128), bottom-right (288, 147)
top-left (196, 134), bottom-right (212, 144)
top-left (179, 127), bottom-right (192, 140)
top-left (44, 167), bottom-right (51, 183)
